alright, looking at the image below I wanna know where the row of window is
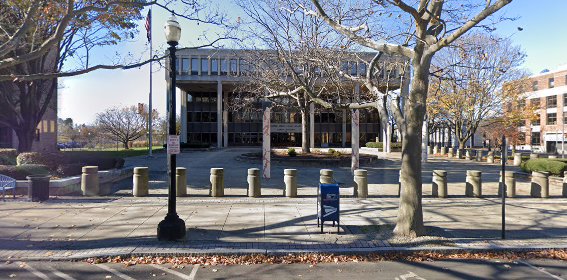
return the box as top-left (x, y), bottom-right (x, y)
top-left (532, 75), bottom-right (567, 91)
top-left (528, 93), bottom-right (567, 109)
top-left (178, 56), bottom-right (399, 78)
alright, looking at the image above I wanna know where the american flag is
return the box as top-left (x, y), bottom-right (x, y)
top-left (145, 9), bottom-right (151, 42)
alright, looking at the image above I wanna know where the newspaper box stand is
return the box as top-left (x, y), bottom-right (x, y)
top-left (317, 183), bottom-right (340, 233)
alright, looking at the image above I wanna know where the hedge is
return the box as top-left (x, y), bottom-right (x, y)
top-left (365, 142), bottom-right (402, 150)
top-left (0, 164), bottom-right (50, 180)
top-left (0, 149), bottom-right (17, 164)
top-left (520, 158), bottom-right (567, 176)
top-left (16, 152), bottom-right (124, 175)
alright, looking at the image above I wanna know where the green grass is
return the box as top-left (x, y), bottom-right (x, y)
top-left (62, 146), bottom-right (164, 158)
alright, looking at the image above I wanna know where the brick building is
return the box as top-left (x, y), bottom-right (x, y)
top-left (518, 66), bottom-right (567, 153)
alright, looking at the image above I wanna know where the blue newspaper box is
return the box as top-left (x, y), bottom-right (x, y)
top-left (317, 183), bottom-right (340, 233)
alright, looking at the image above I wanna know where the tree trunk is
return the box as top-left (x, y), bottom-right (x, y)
top-left (393, 60), bottom-right (429, 237)
top-left (301, 109), bottom-right (310, 154)
top-left (15, 127), bottom-right (34, 153)
top-left (123, 141), bottom-right (129, 150)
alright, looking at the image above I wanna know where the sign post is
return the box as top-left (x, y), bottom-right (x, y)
top-left (501, 135), bottom-right (507, 239)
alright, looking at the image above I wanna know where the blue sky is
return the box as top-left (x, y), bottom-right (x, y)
top-left (58, 1), bottom-right (567, 124)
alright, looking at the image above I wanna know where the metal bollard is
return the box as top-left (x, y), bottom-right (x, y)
top-left (476, 150), bottom-right (483, 162)
top-left (513, 153), bottom-right (522, 166)
top-left (487, 151), bottom-right (494, 163)
top-left (499, 171), bottom-right (516, 198)
top-left (465, 170), bottom-right (482, 197)
top-left (440, 146), bottom-right (447, 156)
top-left (132, 167), bottom-right (149, 197)
top-left (432, 170), bottom-right (448, 198)
top-left (530, 153), bottom-right (539, 159)
top-left (284, 169), bottom-right (297, 197)
top-left (354, 169), bottom-right (368, 198)
top-left (176, 167), bottom-right (187, 197)
top-left (531, 171), bottom-right (549, 198)
top-left (320, 169), bottom-right (334, 184)
top-left (210, 168), bottom-right (224, 197)
top-left (247, 168), bottom-right (261, 197)
top-left (81, 166), bottom-right (99, 196)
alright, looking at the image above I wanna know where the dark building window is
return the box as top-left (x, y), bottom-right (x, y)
top-left (532, 117), bottom-right (540, 126)
top-left (350, 61), bottom-right (357, 76)
top-left (547, 112), bottom-right (557, 125)
top-left (201, 58), bottom-right (209, 75)
top-left (547, 95), bottom-right (557, 108)
top-left (181, 58), bottom-right (189, 74)
top-left (211, 59), bottom-right (218, 75)
top-left (358, 63), bottom-right (367, 77)
top-left (532, 81), bottom-right (538, 91)
top-left (191, 58), bottom-right (199, 75)
top-left (531, 132), bottom-right (540, 145)
top-left (220, 59), bottom-right (228, 75)
top-left (230, 59), bottom-right (238, 76)
top-left (531, 98), bottom-right (540, 108)
top-left (564, 113), bottom-right (567, 124)
top-left (549, 77), bottom-right (555, 88)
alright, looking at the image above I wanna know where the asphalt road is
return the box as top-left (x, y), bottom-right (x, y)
top-left (1, 259), bottom-right (566, 280)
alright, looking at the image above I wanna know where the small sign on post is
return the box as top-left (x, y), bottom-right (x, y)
top-left (167, 135), bottom-right (180, 155)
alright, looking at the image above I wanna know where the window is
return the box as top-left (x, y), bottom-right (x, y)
top-left (532, 81), bottom-right (538, 91)
top-left (547, 112), bottom-right (557, 125)
top-left (564, 113), bottom-right (567, 124)
top-left (201, 58), bottom-right (209, 75)
top-left (358, 63), bottom-right (367, 77)
top-left (350, 61), bottom-right (357, 76)
top-left (191, 58), bottom-right (199, 75)
top-left (220, 59), bottom-right (228, 75)
top-left (531, 98), bottom-right (540, 108)
top-left (239, 60), bottom-right (249, 76)
top-left (549, 77), bottom-right (555, 88)
top-left (547, 95), bottom-right (557, 108)
top-left (181, 58), bottom-right (189, 74)
top-left (229, 59), bottom-right (238, 75)
top-left (531, 132), bottom-right (540, 145)
top-left (518, 99), bottom-right (525, 108)
top-left (211, 59), bottom-right (218, 75)
top-left (532, 117), bottom-right (540, 126)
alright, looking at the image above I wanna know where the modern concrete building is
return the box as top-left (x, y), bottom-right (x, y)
top-left (516, 66), bottom-right (567, 153)
top-left (170, 48), bottom-right (405, 148)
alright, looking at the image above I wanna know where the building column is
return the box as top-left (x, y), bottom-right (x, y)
top-left (309, 103), bottom-right (315, 149)
top-left (217, 81), bottom-right (222, 148)
top-left (180, 90), bottom-right (187, 143)
top-left (223, 89), bottom-right (228, 147)
top-left (342, 109), bottom-right (347, 147)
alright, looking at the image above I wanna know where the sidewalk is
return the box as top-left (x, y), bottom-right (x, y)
top-left (1, 193), bottom-right (567, 261)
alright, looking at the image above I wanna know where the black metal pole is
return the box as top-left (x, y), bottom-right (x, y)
top-left (501, 135), bottom-right (506, 240)
top-left (157, 42), bottom-right (186, 241)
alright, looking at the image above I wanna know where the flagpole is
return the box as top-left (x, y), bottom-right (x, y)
top-left (148, 7), bottom-right (153, 157)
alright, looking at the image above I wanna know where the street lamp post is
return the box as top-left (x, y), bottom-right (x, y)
top-left (157, 14), bottom-right (186, 241)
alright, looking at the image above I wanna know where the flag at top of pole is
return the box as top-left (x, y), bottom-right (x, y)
top-left (145, 9), bottom-right (151, 42)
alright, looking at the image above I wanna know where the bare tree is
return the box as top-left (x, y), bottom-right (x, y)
top-left (429, 33), bottom-right (527, 151)
top-left (95, 106), bottom-right (148, 149)
top-left (301, 0), bottom-right (513, 237)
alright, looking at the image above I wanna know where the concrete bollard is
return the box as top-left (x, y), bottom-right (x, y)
top-left (447, 148), bottom-right (454, 158)
top-left (563, 176), bottom-right (567, 198)
top-left (440, 146), bottom-right (447, 156)
top-left (530, 153), bottom-right (539, 159)
top-left (320, 169), bottom-right (334, 184)
top-left (433, 145), bottom-right (439, 155)
top-left (487, 151), bottom-right (494, 163)
top-left (499, 171), bottom-right (516, 198)
top-left (513, 153), bottom-right (522, 166)
top-left (210, 168), bottom-right (224, 197)
top-left (81, 166), bottom-right (99, 196)
top-left (354, 169), bottom-right (368, 198)
top-left (476, 150), bottom-right (483, 162)
top-left (432, 170), bottom-right (448, 198)
top-left (549, 155), bottom-right (558, 159)
top-left (176, 167), bottom-right (187, 197)
top-left (132, 167), bottom-right (149, 197)
top-left (465, 170), bottom-right (482, 197)
top-left (284, 169), bottom-right (298, 197)
top-left (428, 145), bottom-right (433, 155)
top-left (247, 168), bottom-right (261, 197)
top-left (465, 150), bottom-right (472, 160)
top-left (531, 171), bottom-right (549, 198)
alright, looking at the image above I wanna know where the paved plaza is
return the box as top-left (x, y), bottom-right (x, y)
top-left (1, 148), bottom-right (567, 260)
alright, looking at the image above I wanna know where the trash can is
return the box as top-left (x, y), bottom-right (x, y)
top-left (27, 175), bottom-right (51, 202)
top-left (317, 183), bottom-right (340, 233)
